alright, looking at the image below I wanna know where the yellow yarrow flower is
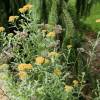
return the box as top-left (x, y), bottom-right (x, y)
top-left (42, 30), bottom-right (47, 33)
top-left (8, 16), bottom-right (19, 23)
top-left (67, 45), bottom-right (72, 49)
top-left (19, 8), bottom-right (27, 13)
top-left (46, 32), bottom-right (56, 37)
top-left (96, 19), bottom-right (100, 23)
top-left (64, 85), bottom-right (73, 93)
top-left (35, 56), bottom-right (45, 64)
top-left (0, 27), bottom-right (5, 32)
top-left (73, 80), bottom-right (79, 86)
top-left (23, 4), bottom-right (32, 9)
top-left (19, 4), bottom-right (32, 13)
top-left (48, 51), bottom-right (59, 57)
top-left (18, 71), bottom-right (27, 80)
top-left (18, 64), bottom-right (32, 71)
top-left (24, 64), bottom-right (32, 69)
top-left (53, 68), bottom-right (61, 76)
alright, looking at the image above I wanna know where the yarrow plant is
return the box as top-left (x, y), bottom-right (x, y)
top-left (18, 4), bottom-right (32, 13)
top-left (8, 16), bottom-right (19, 23)
top-left (0, 3), bottom-right (100, 100)
top-left (0, 27), bottom-right (5, 32)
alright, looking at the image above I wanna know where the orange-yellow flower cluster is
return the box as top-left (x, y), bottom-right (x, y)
top-left (64, 85), bottom-right (73, 93)
top-left (0, 27), bottom-right (5, 32)
top-left (42, 30), bottom-right (47, 33)
top-left (67, 45), bottom-right (72, 49)
top-left (35, 56), bottom-right (45, 64)
top-left (18, 71), bottom-right (27, 80)
top-left (46, 31), bottom-right (56, 37)
top-left (19, 4), bottom-right (32, 13)
top-left (73, 80), bottom-right (79, 86)
top-left (35, 56), bottom-right (49, 65)
top-left (18, 63), bottom-right (32, 80)
top-left (96, 19), bottom-right (100, 23)
top-left (8, 16), bottom-right (19, 23)
top-left (53, 68), bottom-right (61, 76)
top-left (18, 63), bottom-right (32, 71)
top-left (48, 51), bottom-right (59, 57)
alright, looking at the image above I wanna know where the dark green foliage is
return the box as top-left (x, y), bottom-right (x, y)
top-left (0, 0), bottom-right (25, 26)
top-left (76, 0), bottom-right (99, 17)
top-left (60, 0), bottom-right (74, 50)
top-left (48, 0), bottom-right (59, 25)
top-left (0, 0), bottom-right (8, 26)
top-left (30, 0), bottom-right (43, 23)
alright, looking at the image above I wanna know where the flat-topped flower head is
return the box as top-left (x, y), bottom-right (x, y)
top-left (48, 51), bottom-right (59, 57)
top-left (0, 27), bottom-right (5, 32)
top-left (8, 16), bottom-right (19, 23)
top-left (53, 68), bottom-right (61, 76)
top-left (46, 31), bottom-right (56, 37)
top-left (18, 64), bottom-right (32, 71)
top-left (19, 4), bottom-right (32, 13)
top-left (73, 80), bottom-right (79, 86)
top-left (96, 19), bottom-right (100, 23)
top-left (19, 8), bottom-right (27, 13)
top-left (42, 30), bottom-right (47, 33)
top-left (35, 56), bottom-right (45, 64)
top-left (23, 4), bottom-right (32, 9)
top-left (18, 71), bottom-right (27, 80)
top-left (64, 85), bottom-right (73, 93)
top-left (67, 45), bottom-right (72, 49)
